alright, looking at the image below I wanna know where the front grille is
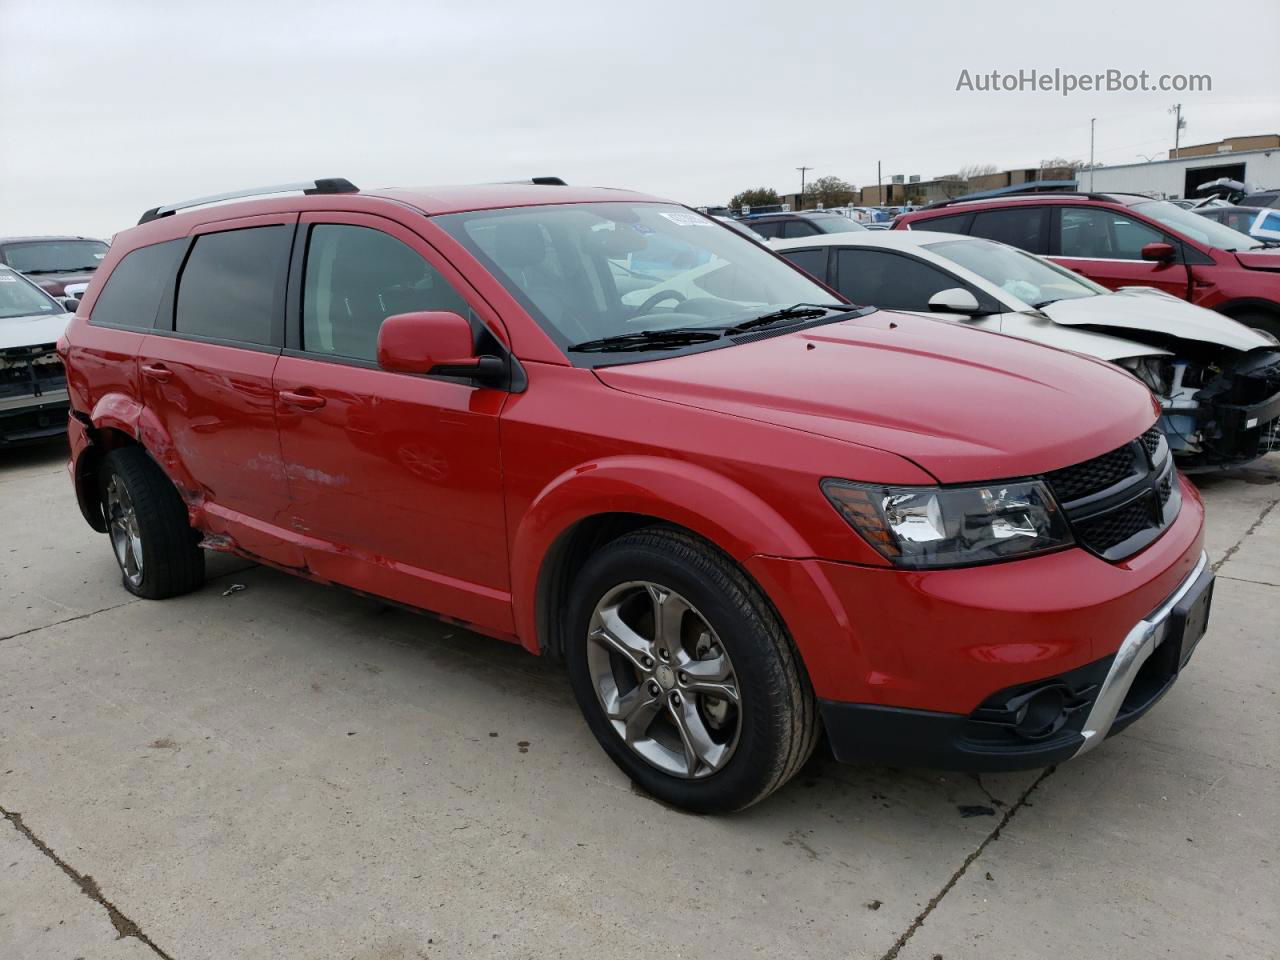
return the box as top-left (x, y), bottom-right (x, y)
top-left (1075, 494), bottom-right (1158, 553)
top-left (1045, 425), bottom-right (1179, 562)
top-left (1046, 443), bottom-right (1139, 501)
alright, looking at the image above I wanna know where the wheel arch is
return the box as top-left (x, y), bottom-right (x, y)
top-left (513, 455), bottom-right (814, 658)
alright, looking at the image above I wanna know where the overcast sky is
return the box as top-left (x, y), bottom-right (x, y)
top-left (3, 0), bottom-right (1278, 237)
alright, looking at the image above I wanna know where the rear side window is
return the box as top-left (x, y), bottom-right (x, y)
top-left (302, 224), bottom-right (469, 362)
top-left (913, 212), bottom-right (971, 234)
top-left (835, 248), bottom-right (959, 310)
top-left (969, 207), bottom-right (1046, 253)
top-left (779, 247), bottom-right (828, 281)
top-left (175, 226), bottom-right (290, 345)
top-left (89, 240), bottom-right (185, 330)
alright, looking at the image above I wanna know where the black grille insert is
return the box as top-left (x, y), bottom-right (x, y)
top-left (1075, 494), bottom-right (1158, 553)
top-left (1046, 442), bottom-right (1139, 501)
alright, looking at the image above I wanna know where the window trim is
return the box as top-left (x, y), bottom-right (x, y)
top-left (163, 213), bottom-right (297, 351)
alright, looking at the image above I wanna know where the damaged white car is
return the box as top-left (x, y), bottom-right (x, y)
top-left (0, 265), bottom-right (75, 446)
top-left (773, 231), bottom-right (1280, 470)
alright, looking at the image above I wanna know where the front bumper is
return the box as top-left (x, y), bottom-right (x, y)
top-left (816, 550), bottom-right (1213, 771)
top-left (0, 388), bottom-right (69, 444)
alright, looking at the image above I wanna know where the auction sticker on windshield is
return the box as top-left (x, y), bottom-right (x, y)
top-left (660, 211), bottom-right (713, 227)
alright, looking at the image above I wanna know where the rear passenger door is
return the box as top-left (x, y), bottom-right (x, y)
top-left (137, 214), bottom-right (296, 561)
top-left (1050, 206), bottom-right (1189, 298)
top-left (271, 212), bottom-right (511, 634)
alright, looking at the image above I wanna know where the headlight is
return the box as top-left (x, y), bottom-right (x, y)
top-left (821, 478), bottom-right (1072, 569)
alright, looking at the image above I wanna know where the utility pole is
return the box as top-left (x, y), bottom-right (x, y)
top-left (877, 160), bottom-right (882, 206)
top-left (1169, 103), bottom-right (1185, 156)
top-left (796, 166), bottom-right (813, 209)
top-left (1089, 118), bottom-right (1096, 191)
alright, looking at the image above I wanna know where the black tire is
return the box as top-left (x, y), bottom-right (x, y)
top-left (564, 527), bottom-right (818, 813)
top-left (1226, 310), bottom-right (1280, 342)
top-left (100, 447), bottom-right (205, 599)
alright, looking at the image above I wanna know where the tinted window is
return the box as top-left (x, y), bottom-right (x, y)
top-left (89, 239), bottom-right (185, 330)
top-left (1059, 208), bottom-right (1164, 260)
top-left (1225, 212), bottom-right (1257, 234)
top-left (175, 227), bottom-right (289, 344)
top-left (780, 220), bottom-right (821, 238)
top-left (1, 239), bottom-right (108, 273)
top-left (969, 207), bottom-right (1046, 253)
top-left (836, 249), bottom-right (959, 310)
top-left (748, 220), bottom-right (783, 239)
top-left (915, 212), bottom-right (971, 235)
top-left (780, 247), bottom-right (827, 281)
top-left (302, 225), bottom-right (469, 362)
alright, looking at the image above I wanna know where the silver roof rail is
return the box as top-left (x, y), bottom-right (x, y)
top-left (137, 178), bottom-right (358, 225)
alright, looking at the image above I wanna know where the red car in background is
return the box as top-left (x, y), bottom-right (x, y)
top-left (0, 235), bottom-right (110, 297)
top-left (896, 193), bottom-right (1280, 339)
top-left (59, 178), bottom-right (1210, 812)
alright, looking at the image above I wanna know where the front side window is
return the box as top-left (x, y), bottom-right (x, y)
top-left (779, 247), bottom-right (828, 281)
top-left (748, 220), bottom-right (783, 239)
top-left (1, 239), bottom-right (108, 274)
top-left (89, 240), bottom-right (186, 329)
top-left (927, 237), bottom-right (1104, 308)
top-left (436, 202), bottom-right (835, 354)
top-left (969, 207), bottom-right (1046, 253)
top-left (835, 248), bottom-right (961, 311)
top-left (1058, 208), bottom-right (1164, 260)
top-left (175, 226), bottom-right (290, 345)
top-left (302, 225), bottom-right (469, 362)
top-left (780, 220), bottom-right (821, 238)
top-left (0, 268), bottom-right (61, 319)
top-left (1130, 199), bottom-right (1261, 251)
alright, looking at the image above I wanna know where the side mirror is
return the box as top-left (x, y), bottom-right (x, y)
top-left (927, 287), bottom-right (983, 315)
top-left (1141, 242), bottom-right (1176, 263)
top-left (59, 296), bottom-right (80, 312)
top-left (377, 311), bottom-right (506, 382)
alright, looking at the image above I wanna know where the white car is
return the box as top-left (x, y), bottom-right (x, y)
top-left (772, 230), bottom-right (1280, 470)
top-left (0, 265), bottom-right (75, 445)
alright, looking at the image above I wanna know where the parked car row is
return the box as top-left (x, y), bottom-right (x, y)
top-left (52, 178), bottom-right (1216, 813)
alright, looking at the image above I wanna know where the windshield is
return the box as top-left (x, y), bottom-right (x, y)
top-left (0, 268), bottom-right (63, 319)
top-left (814, 217), bottom-right (868, 234)
top-left (927, 237), bottom-right (1106, 307)
top-left (1131, 200), bottom-right (1262, 251)
top-left (436, 202), bottom-right (840, 354)
top-left (2, 239), bottom-right (108, 274)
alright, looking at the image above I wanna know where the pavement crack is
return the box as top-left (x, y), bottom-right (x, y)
top-left (0, 805), bottom-right (176, 959)
top-left (0, 598), bottom-right (140, 643)
top-left (1217, 574), bottom-right (1280, 589)
top-left (1212, 497), bottom-right (1280, 574)
top-left (878, 766), bottom-right (1055, 960)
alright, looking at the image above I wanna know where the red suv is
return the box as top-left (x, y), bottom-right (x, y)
top-left (896, 192), bottom-right (1280, 338)
top-left (60, 178), bottom-right (1210, 812)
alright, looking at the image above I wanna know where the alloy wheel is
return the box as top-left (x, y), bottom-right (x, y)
top-left (106, 476), bottom-right (144, 587)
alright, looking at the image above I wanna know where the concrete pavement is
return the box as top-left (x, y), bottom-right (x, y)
top-left (2, 441), bottom-right (1277, 960)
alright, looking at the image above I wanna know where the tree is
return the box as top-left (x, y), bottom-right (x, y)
top-left (1039, 157), bottom-right (1086, 179)
top-left (728, 187), bottom-right (780, 212)
top-left (803, 175), bottom-right (857, 208)
top-left (955, 163), bottom-right (999, 183)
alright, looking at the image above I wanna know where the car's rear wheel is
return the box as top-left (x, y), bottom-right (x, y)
top-left (565, 527), bottom-right (818, 813)
top-left (100, 447), bottom-right (204, 599)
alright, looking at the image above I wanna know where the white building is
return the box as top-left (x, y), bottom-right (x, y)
top-left (1082, 146), bottom-right (1280, 200)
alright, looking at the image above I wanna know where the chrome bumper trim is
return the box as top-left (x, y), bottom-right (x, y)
top-left (1074, 549), bottom-right (1210, 756)
top-left (0, 388), bottom-right (69, 413)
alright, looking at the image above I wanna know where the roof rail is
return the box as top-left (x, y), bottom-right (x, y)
top-left (917, 189), bottom-right (1118, 211)
top-left (137, 178), bottom-right (359, 225)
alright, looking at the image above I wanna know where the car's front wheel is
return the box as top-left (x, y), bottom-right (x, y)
top-left (565, 527), bottom-right (818, 813)
top-left (100, 447), bottom-right (205, 600)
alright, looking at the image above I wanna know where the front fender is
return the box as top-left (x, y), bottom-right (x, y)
top-left (510, 455), bottom-right (815, 654)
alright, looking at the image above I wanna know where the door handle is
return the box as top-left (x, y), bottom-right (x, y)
top-left (141, 363), bottom-right (172, 382)
top-left (278, 389), bottom-right (326, 411)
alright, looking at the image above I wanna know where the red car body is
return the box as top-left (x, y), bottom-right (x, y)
top-left (60, 183), bottom-right (1209, 787)
top-left (896, 194), bottom-right (1280, 334)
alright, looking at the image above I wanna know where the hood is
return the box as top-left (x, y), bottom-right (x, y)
top-left (0, 311), bottom-right (73, 351)
top-left (594, 311), bottom-right (1159, 484)
top-left (29, 271), bottom-right (96, 297)
top-left (1235, 249), bottom-right (1280, 272)
top-left (1041, 288), bottom-right (1273, 353)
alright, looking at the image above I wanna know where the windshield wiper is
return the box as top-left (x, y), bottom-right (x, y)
top-left (567, 328), bottom-right (725, 353)
top-left (726, 303), bottom-right (855, 334)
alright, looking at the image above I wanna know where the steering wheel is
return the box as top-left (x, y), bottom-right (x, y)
top-left (633, 289), bottom-right (687, 316)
